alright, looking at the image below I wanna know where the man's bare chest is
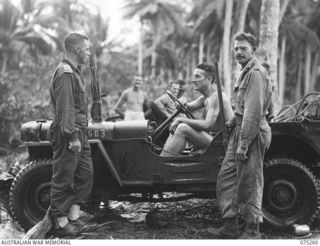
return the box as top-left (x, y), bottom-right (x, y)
top-left (127, 91), bottom-right (145, 105)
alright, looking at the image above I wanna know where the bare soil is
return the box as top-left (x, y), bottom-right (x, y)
top-left (56, 198), bottom-right (320, 239)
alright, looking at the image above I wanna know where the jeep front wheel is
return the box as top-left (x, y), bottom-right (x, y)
top-left (263, 158), bottom-right (320, 227)
top-left (9, 159), bottom-right (52, 230)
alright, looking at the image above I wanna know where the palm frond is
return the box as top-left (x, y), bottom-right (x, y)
top-left (281, 17), bottom-right (320, 50)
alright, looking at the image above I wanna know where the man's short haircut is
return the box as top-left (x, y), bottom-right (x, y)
top-left (234, 32), bottom-right (258, 51)
top-left (169, 81), bottom-right (180, 88)
top-left (197, 63), bottom-right (216, 83)
top-left (64, 33), bottom-right (88, 53)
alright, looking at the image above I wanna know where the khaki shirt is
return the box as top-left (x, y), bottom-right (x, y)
top-left (50, 58), bottom-right (89, 141)
top-left (155, 93), bottom-right (176, 117)
top-left (233, 57), bottom-right (272, 148)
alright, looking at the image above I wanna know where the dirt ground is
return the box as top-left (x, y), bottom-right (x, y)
top-left (2, 197), bottom-right (319, 240)
top-left (73, 198), bottom-right (320, 240)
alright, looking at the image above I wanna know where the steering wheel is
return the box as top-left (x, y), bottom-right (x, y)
top-left (166, 91), bottom-right (195, 119)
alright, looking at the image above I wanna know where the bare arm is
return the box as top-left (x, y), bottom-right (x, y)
top-left (173, 94), bottom-right (220, 132)
top-left (155, 94), bottom-right (171, 118)
top-left (186, 96), bottom-right (204, 112)
top-left (223, 93), bottom-right (234, 122)
top-left (113, 91), bottom-right (127, 117)
top-left (143, 93), bottom-right (152, 117)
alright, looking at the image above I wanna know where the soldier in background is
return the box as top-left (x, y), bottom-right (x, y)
top-left (154, 81), bottom-right (185, 119)
top-left (113, 75), bottom-right (151, 120)
top-left (49, 32), bottom-right (93, 237)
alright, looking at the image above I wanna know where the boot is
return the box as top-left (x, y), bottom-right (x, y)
top-left (207, 217), bottom-right (240, 239)
top-left (50, 210), bottom-right (85, 237)
top-left (239, 223), bottom-right (261, 239)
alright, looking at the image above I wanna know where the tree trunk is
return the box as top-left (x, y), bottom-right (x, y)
top-left (310, 53), bottom-right (319, 91)
top-left (304, 45), bottom-right (311, 94)
top-left (168, 69), bottom-right (172, 82)
top-left (279, 36), bottom-right (286, 106)
top-left (192, 48), bottom-right (197, 71)
top-left (259, 0), bottom-right (280, 111)
top-left (151, 51), bottom-right (157, 78)
top-left (222, 0), bottom-right (234, 97)
top-left (231, 0), bottom-right (251, 91)
top-left (235, 0), bottom-right (251, 32)
top-left (138, 21), bottom-right (143, 75)
top-left (279, 0), bottom-right (291, 25)
top-left (206, 42), bottom-right (211, 63)
top-left (199, 33), bottom-right (204, 63)
top-left (186, 55), bottom-right (191, 81)
top-left (1, 53), bottom-right (8, 77)
top-left (296, 58), bottom-right (302, 101)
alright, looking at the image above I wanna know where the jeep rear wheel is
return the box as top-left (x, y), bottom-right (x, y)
top-left (263, 158), bottom-right (320, 227)
top-left (9, 159), bottom-right (52, 230)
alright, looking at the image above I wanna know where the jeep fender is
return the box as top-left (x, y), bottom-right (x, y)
top-left (266, 134), bottom-right (319, 168)
top-left (89, 139), bottom-right (123, 187)
top-left (24, 140), bottom-right (123, 187)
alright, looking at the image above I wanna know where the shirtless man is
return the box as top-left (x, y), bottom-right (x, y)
top-left (113, 75), bottom-right (150, 120)
top-left (160, 63), bottom-right (233, 157)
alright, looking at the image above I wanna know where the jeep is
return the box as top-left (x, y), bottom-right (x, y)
top-left (0, 91), bottom-right (319, 231)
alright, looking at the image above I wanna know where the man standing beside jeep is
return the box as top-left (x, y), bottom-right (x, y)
top-left (49, 32), bottom-right (93, 237)
top-left (209, 32), bottom-right (272, 239)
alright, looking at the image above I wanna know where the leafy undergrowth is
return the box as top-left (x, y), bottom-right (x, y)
top-left (0, 149), bottom-right (28, 173)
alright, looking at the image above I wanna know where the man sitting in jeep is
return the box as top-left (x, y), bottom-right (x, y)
top-left (160, 64), bottom-right (233, 157)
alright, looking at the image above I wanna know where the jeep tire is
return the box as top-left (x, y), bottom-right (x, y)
top-left (9, 159), bottom-right (52, 230)
top-left (262, 158), bottom-right (320, 227)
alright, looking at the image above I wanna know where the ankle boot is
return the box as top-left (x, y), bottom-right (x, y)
top-left (207, 217), bottom-right (240, 239)
top-left (50, 209), bottom-right (84, 237)
top-left (239, 223), bottom-right (261, 239)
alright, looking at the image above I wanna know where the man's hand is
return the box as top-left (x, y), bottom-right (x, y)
top-left (169, 118), bottom-right (183, 134)
top-left (69, 139), bottom-right (81, 153)
top-left (235, 145), bottom-right (248, 162)
top-left (225, 120), bottom-right (235, 136)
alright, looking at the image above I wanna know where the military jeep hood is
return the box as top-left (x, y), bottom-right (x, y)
top-left (21, 119), bottom-right (155, 142)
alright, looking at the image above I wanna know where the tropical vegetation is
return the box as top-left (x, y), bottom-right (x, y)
top-left (0, 0), bottom-right (319, 147)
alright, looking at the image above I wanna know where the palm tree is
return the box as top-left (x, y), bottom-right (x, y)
top-left (278, 0), bottom-right (320, 103)
top-left (122, 0), bottom-right (186, 77)
top-left (191, 0), bottom-right (236, 95)
top-left (0, 0), bottom-right (67, 77)
top-left (231, 0), bottom-right (251, 88)
top-left (221, 0), bottom-right (233, 97)
top-left (258, 0), bottom-right (280, 111)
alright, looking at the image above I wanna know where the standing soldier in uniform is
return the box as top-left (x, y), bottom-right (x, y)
top-left (49, 33), bottom-right (93, 237)
top-left (208, 32), bottom-right (272, 239)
